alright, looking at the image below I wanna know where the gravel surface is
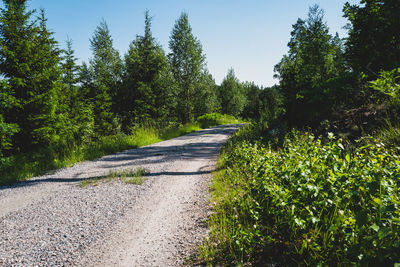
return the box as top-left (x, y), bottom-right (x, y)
top-left (0, 124), bottom-right (241, 266)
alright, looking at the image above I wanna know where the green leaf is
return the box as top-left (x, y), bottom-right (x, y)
top-left (345, 153), bottom-right (351, 163)
top-left (371, 224), bottom-right (380, 232)
top-left (373, 198), bottom-right (383, 206)
top-left (378, 227), bottom-right (391, 240)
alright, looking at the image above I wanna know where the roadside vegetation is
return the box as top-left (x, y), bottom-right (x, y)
top-left (200, 1), bottom-right (400, 266)
top-left (200, 126), bottom-right (400, 265)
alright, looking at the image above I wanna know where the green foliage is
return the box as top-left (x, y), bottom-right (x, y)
top-left (370, 68), bottom-right (400, 102)
top-left (344, 0), bottom-right (400, 77)
top-left (274, 5), bottom-right (349, 126)
top-left (168, 12), bottom-right (213, 123)
top-left (86, 19), bottom-right (122, 135)
top-left (131, 126), bottom-right (162, 147)
top-left (241, 82), bottom-right (262, 119)
top-left (219, 68), bottom-right (246, 117)
top-left (197, 112), bottom-right (241, 128)
top-left (120, 11), bottom-right (176, 128)
top-left (59, 38), bottom-right (95, 145)
top-left (160, 123), bottom-right (201, 140)
top-left (375, 121), bottom-right (400, 149)
top-left (193, 70), bottom-right (220, 118)
top-left (258, 86), bottom-right (285, 129)
top-left (201, 128), bottom-right (400, 265)
top-left (0, 80), bottom-right (19, 160)
top-left (0, 3), bottom-right (66, 149)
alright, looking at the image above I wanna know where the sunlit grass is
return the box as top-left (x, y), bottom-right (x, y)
top-left (160, 123), bottom-right (201, 140)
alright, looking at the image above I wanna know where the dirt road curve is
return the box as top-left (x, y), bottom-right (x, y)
top-left (0, 124), bottom-right (241, 266)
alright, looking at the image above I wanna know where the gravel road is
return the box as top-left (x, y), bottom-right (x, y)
top-left (0, 124), bottom-right (241, 266)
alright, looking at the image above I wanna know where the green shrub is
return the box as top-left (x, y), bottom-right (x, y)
top-left (370, 68), bottom-right (400, 103)
top-left (201, 130), bottom-right (400, 265)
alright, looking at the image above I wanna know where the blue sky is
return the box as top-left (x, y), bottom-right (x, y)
top-left (7, 0), bottom-right (359, 87)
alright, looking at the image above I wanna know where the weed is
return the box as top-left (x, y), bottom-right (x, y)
top-left (79, 167), bottom-right (150, 187)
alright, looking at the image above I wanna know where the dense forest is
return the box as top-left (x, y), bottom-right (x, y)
top-left (200, 0), bottom-right (400, 266)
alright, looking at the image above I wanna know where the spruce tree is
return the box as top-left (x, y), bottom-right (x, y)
top-left (0, 80), bottom-right (19, 158)
top-left (60, 39), bottom-right (94, 143)
top-left (168, 12), bottom-right (206, 123)
top-left (87, 20), bottom-right (122, 135)
top-left (0, 2), bottom-right (64, 150)
top-left (121, 11), bottom-right (175, 127)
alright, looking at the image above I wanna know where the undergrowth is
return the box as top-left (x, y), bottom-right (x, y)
top-left (200, 126), bottom-right (400, 266)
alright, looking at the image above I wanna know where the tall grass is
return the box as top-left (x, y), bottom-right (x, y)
top-left (376, 120), bottom-right (400, 148)
top-left (160, 123), bottom-right (201, 140)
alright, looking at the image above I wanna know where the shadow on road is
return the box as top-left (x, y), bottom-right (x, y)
top-left (1, 124), bottom-right (243, 190)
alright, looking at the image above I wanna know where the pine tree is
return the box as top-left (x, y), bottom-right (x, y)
top-left (121, 11), bottom-right (175, 127)
top-left (87, 19), bottom-right (122, 135)
top-left (168, 12), bottom-right (206, 123)
top-left (0, 2), bottom-right (64, 150)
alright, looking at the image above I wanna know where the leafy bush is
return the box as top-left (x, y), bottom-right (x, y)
top-left (201, 129), bottom-right (400, 265)
top-left (370, 68), bottom-right (400, 102)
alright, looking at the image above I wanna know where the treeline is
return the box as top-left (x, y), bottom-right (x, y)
top-left (270, 1), bottom-right (400, 135)
top-left (0, 0), bottom-right (259, 161)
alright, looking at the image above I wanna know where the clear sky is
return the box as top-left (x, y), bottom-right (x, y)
top-left (3, 0), bottom-right (359, 87)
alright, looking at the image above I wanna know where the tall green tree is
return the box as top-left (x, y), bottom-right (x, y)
top-left (0, 80), bottom-right (19, 158)
top-left (344, 0), bottom-right (400, 78)
top-left (121, 11), bottom-right (176, 127)
top-left (60, 39), bottom-right (94, 143)
top-left (242, 82), bottom-right (262, 119)
top-left (168, 12), bottom-right (206, 123)
top-left (274, 5), bottom-right (347, 126)
top-left (87, 19), bottom-right (122, 135)
top-left (0, 1), bottom-right (64, 150)
top-left (219, 68), bottom-right (246, 117)
top-left (193, 70), bottom-right (220, 117)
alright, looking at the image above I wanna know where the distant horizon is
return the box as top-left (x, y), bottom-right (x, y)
top-left (1, 0), bottom-right (359, 87)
